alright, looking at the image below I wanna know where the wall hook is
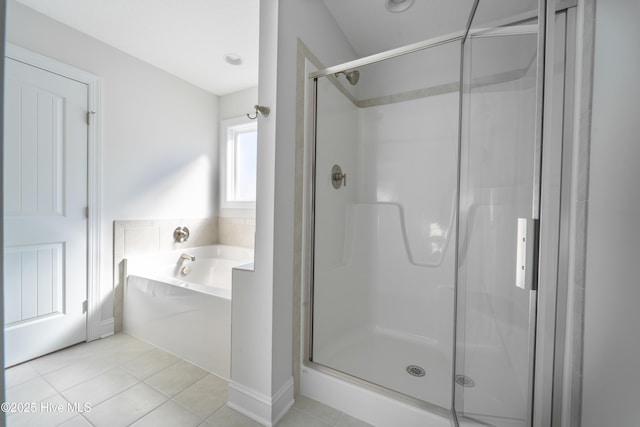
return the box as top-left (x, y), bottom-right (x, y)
top-left (247, 105), bottom-right (270, 120)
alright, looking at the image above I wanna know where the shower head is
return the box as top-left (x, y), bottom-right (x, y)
top-left (334, 70), bottom-right (360, 85)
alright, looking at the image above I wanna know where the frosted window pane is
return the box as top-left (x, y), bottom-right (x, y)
top-left (234, 130), bottom-right (257, 201)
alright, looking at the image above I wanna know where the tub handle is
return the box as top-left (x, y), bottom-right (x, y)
top-left (174, 226), bottom-right (190, 243)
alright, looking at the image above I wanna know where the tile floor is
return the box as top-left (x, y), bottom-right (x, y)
top-left (4, 333), bottom-right (372, 427)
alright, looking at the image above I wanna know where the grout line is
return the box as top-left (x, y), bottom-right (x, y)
top-left (11, 333), bottom-right (257, 427)
top-left (118, 354), bottom-right (182, 381)
top-left (6, 375), bottom-right (59, 404)
top-left (120, 394), bottom-right (169, 427)
top-left (27, 356), bottom-right (77, 378)
top-left (86, 377), bottom-right (145, 410)
top-left (287, 407), bottom-right (335, 427)
top-left (4, 363), bottom-right (40, 390)
top-left (55, 392), bottom-right (93, 426)
top-left (77, 413), bottom-right (97, 427)
top-left (41, 361), bottom-right (117, 394)
top-left (168, 376), bottom-right (227, 421)
top-left (168, 396), bottom-right (211, 423)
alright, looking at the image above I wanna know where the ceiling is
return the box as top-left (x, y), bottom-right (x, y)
top-left (322, 0), bottom-right (539, 57)
top-left (16, 0), bottom-right (260, 96)
top-left (322, 0), bottom-right (474, 57)
top-left (15, 0), bottom-right (539, 96)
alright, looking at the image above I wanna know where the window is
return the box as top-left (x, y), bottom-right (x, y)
top-left (221, 117), bottom-right (257, 210)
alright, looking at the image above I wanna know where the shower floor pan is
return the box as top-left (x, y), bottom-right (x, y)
top-left (313, 328), bottom-right (451, 408)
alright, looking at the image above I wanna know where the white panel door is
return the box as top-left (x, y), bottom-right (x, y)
top-left (4, 57), bottom-right (88, 366)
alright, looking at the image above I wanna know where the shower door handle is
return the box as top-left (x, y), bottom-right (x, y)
top-left (515, 218), bottom-right (538, 291)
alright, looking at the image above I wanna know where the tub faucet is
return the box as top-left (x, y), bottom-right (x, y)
top-left (180, 253), bottom-right (196, 262)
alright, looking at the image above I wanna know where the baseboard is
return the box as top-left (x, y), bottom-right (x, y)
top-left (99, 318), bottom-right (114, 338)
top-left (272, 377), bottom-right (295, 424)
top-left (228, 377), bottom-right (294, 426)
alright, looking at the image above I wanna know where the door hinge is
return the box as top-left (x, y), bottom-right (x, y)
top-left (82, 300), bottom-right (88, 313)
top-left (84, 206), bottom-right (89, 218)
top-left (87, 111), bottom-right (95, 125)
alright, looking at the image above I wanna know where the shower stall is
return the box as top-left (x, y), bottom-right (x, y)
top-left (310, 37), bottom-right (460, 411)
top-left (303, 1), bottom-right (574, 425)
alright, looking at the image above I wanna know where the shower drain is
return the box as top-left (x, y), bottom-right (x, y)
top-left (406, 365), bottom-right (426, 377)
top-left (455, 374), bottom-right (475, 388)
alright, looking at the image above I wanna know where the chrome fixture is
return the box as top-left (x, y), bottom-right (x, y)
top-left (247, 104), bottom-right (270, 120)
top-left (385, 0), bottom-right (415, 13)
top-left (179, 253), bottom-right (195, 277)
top-left (180, 253), bottom-right (196, 262)
top-left (173, 226), bottom-right (190, 243)
top-left (406, 365), bottom-right (426, 377)
top-left (455, 375), bottom-right (475, 388)
top-left (224, 53), bottom-right (243, 66)
top-left (331, 164), bottom-right (347, 189)
top-left (333, 70), bottom-right (360, 85)
top-left (516, 218), bottom-right (537, 291)
top-left (310, 35), bottom-right (464, 80)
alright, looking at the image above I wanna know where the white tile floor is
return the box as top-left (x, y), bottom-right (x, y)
top-left (4, 333), bottom-right (372, 427)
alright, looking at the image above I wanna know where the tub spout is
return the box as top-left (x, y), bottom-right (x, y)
top-left (180, 253), bottom-right (196, 262)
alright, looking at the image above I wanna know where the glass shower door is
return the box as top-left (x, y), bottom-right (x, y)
top-left (309, 39), bottom-right (461, 410)
top-left (454, 2), bottom-right (543, 426)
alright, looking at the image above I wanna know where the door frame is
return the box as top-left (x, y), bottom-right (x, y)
top-left (451, 2), bottom-right (579, 426)
top-left (5, 43), bottom-right (103, 341)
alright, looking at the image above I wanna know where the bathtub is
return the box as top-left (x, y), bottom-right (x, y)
top-left (124, 245), bottom-right (254, 379)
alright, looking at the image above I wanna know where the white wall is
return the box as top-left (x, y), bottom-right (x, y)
top-left (6, 0), bottom-right (219, 332)
top-left (229, 0), bottom-right (357, 423)
top-left (219, 86), bottom-right (258, 121)
top-left (582, 0), bottom-right (640, 425)
top-left (228, 2), bottom-right (279, 423)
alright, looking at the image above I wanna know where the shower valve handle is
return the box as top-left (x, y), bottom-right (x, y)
top-left (331, 165), bottom-right (347, 189)
top-left (333, 172), bottom-right (347, 186)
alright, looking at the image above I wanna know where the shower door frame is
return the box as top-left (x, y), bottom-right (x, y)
top-left (452, 1), bottom-right (577, 426)
top-left (532, 4), bottom-right (577, 426)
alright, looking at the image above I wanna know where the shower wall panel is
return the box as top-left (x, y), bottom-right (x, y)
top-left (312, 62), bottom-right (459, 407)
top-left (312, 78), bottom-right (367, 356)
top-left (356, 94), bottom-right (458, 345)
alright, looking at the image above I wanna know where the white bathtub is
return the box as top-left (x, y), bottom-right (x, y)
top-left (124, 245), bottom-right (254, 379)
